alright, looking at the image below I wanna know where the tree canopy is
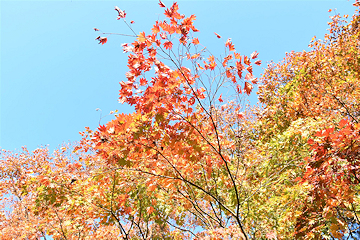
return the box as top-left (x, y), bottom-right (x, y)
top-left (1, 1), bottom-right (360, 239)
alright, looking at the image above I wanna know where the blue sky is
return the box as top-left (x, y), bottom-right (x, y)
top-left (1, 0), bottom-right (356, 152)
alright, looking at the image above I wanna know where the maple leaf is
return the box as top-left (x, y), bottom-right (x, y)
top-left (254, 60), bottom-right (262, 66)
top-left (338, 118), bottom-right (348, 128)
top-left (160, 32), bottom-right (167, 39)
top-left (3, 3), bottom-right (269, 240)
top-left (147, 206), bottom-right (155, 214)
top-left (137, 32), bottom-right (147, 43)
top-left (188, 97), bottom-right (195, 105)
top-left (236, 84), bottom-right (242, 93)
top-left (139, 78), bottom-right (147, 86)
top-left (192, 38), bottom-right (199, 45)
top-left (225, 38), bottom-right (235, 51)
top-left (164, 41), bottom-right (173, 50)
top-left (95, 36), bottom-right (107, 45)
top-left (98, 124), bottom-right (107, 132)
top-left (218, 94), bottom-right (223, 102)
top-left (164, 2), bottom-right (181, 19)
top-left (236, 61), bottom-right (244, 72)
top-left (121, 43), bottom-right (134, 53)
top-left (118, 96), bottom-right (126, 104)
top-left (152, 24), bottom-right (160, 34)
top-left (214, 32), bottom-right (221, 38)
top-left (115, 6), bottom-right (126, 19)
top-left (250, 51), bottom-right (259, 59)
top-left (244, 56), bottom-right (250, 65)
top-left (245, 72), bottom-right (254, 81)
top-left (164, 9), bottom-right (173, 18)
top-left (244, 81), bottom-right (253, 95)
top-left (159, 0), bottom-right (166, 8)
top-left (246, 65), bottom-right (253, 75)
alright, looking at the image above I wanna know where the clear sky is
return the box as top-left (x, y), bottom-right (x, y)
top-left (1, 0), bottom-right (356, 152)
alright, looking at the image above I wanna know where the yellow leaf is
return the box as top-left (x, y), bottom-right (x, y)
top-left (137, 32), bottom-right (146, 43)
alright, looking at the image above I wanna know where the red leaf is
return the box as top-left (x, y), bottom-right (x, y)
top-left (246, 65), bottom-right (253, 74)
top-left (159, 0), bottom-right (166, 8)
top-left (244, 56), bottom-right (251, 66)
top-left (250, 51), bottom-right (259, 59)
top-left (218, 94), bottom-right (223, 102)
top-left (140, 78), bottom-right (148, 86)
top-left (338, 118), bottom-right (348, 128)
top-left (294, 177), bottom-right (302, 182)
top-left (96, 36), bottom-right (107, 45)
top-left (254, 60), bottom-right (262, 66)
top-left (225, 38), bottom-right (235, 51)
top-left (238, 112), bottom-right (244, 119)
top-left (214, 32), bottom-right (221, 38)
top-left (245, 72), bottom-right (254, 81)
top-left (244, 82), bottom-right (253, 95)
top-left (197, 89), bottom-right (205, 99)
top-left (236, 84), bottom-right (242, 94)
top-left (115, 6), bottom-right (126, 19)
top-left (98, 124), bottom-right (107, 132)
top-left (189, 97), bottom-right (195, 105)
top-left (164, 41), bottom-right (173, 49)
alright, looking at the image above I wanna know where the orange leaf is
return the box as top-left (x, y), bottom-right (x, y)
top-left (244, 82), bottom-right (253, 95)
top-left (244, 56), bottom-right (251, 65)
top-left (192, 38), bottom-right (199, 45)
top-left (147, 206), bottom-right (155, 214)
top-left (137, 32), bottom-right (147, 43)
top-left (152, 24), bottom-right (160, 34)
top-left (164, 41), bottom-right (173, 49)
top-left (225, 38), bottom-right (235, 51)
top-left (338, 118), bottom-right (348, 128)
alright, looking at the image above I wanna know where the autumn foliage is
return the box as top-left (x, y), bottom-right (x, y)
top-left (1, 1), bottom-right (360, 239)
top-left (257, 4), bottom-right (360, 238)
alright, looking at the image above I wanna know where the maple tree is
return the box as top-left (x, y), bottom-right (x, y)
top-left (1, 2), bottom-right (261, 239)
top-left (2, 1), bottom-right (360, 239)
top-left (254, 2), bottom-right (360, 238)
